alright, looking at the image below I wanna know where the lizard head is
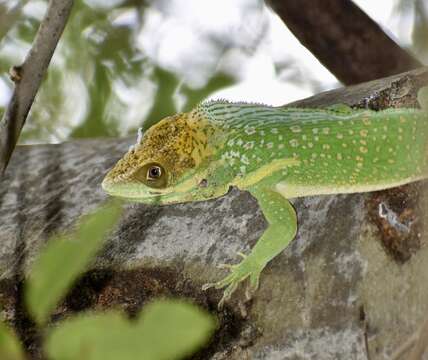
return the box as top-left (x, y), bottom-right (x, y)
top-left (102, 110), bottom-right (231, 204)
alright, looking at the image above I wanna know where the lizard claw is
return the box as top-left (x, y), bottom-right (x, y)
top-left (203, 254), bottom-right (265, 309)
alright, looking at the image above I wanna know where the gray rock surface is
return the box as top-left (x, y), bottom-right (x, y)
top-left (1, 67), bottom-right (428, 359)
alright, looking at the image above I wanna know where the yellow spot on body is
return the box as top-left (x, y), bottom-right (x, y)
top-left (398, 127), bottom-right (403, 133)
top-left (400, 116), bottom-right (407, 123)
top-left (322, 128), bottom-right (330, 134)
top-left (337, 153), bottom-right (342, 160)
top-left (362, 117), bottom-right (371, 125)
top-left (289, 139), bottom-right (299, 147)
top-left (337, 133), bottom-right (343, 139)
top-left (360, 129), bottom-right (368, 137)
top-left (360, 139), bottom-right (367, 145)
top-left (348, 130), bottom-right (354, 135)
top-left (388, 159), bottom-right (395, 164)
top-left (322, 144), bottom-right (330, 150)
top-left (290, 125), bottom-right (301, 133)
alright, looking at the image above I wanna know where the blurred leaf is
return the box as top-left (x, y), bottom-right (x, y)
top-left (136, 299), bottom-right (216, 360)
top-left (181, 72), bottom-right (235, 112)
top-left (26, 201), bottom-right (122, 325)
top-left (0, 320), bottom-right (26, 360)
top-left (142, 69), bottom-right (235, 131)
top-left (412, 0), bottom-right (428, 58)
top-left (143, 67), bottom-right (179, 130)
top-left (45, 311), bottom-right (135, 360)
top-left (0, 1), bottom-right (29, 43)
top-left (45, 300), bottom-right (215, 360)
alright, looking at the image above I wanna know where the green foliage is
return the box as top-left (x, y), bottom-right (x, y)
top-left (45, 300), bottom-right (215, 360)
top-left (412, 0), bottom-right (428, 58)
top-left (0, 0), bottom-right (236, 143)
top-left (26, 201), bottom-right (123, 325)
top-left (0, 322), bottom-right (26, 360)
top-left (136, 299), bottom-right (216, 359)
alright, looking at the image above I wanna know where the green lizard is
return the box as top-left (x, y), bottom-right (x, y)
top-left (102, 89), bottom-right (428, 307)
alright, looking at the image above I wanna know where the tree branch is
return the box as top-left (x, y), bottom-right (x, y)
top-left (0, 0), bottom-right (74, 176)
top-left (1, 68), bottom-right (428, 358)
top-left (267, 0), bottom-right (422, 85)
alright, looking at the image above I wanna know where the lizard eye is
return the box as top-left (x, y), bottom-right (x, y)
top-left (148, 165), bottom-right (162, 180)
top-left (134, 162), bottom-right (168, 188)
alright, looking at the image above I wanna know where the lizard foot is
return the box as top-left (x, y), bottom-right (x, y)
top-left (202, 256), bottom-right (264, 309)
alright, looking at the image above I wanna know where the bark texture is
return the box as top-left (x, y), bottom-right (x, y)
top-left (267, 0), bottom-right (422, 85)
top-left (1, 68), bottom-right (428, 359)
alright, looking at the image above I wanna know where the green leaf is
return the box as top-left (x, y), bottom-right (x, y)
top-left (45, 311), bottom-right (135, 360)
top-left (26, 201), bottom-right (122, 325)
top-left (45, 300), bottom-right (216, 360)
top-left (0, 320), bottom-right (26, 360)
top-left (137, 299), bottom-right (216, 360)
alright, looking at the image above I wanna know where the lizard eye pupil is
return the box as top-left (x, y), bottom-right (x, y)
top-left (148, 166), bottom-right (161, 179)
top-left (133, 162), bottom-right (167, 188)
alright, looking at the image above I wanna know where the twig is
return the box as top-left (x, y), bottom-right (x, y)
top-left (0, 0), bottom-right (74, 175)
top-left (267, 0), bottom-right (421, 85)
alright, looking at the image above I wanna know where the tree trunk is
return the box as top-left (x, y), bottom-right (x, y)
top-left (267, 0), bottom-right (422, 85)
top-left (1, 67), bottom-right (428, 359)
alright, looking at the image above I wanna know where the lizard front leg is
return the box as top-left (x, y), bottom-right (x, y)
top-left (203, 185), bottom-right (297, 308)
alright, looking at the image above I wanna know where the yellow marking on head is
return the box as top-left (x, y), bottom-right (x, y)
top-left (104, 111), bottom-right (225, 186)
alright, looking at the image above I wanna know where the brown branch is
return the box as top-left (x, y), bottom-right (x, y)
top-left (0, 0), bottom-right (74, 176)
top-left (0, 67), bottom-right (427, 358)
top-left (266, 0), bottom-right (422, 85)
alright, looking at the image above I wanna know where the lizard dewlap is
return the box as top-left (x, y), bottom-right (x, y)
top-left (102, 97), bottom-right (428, 307)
